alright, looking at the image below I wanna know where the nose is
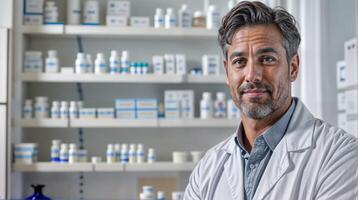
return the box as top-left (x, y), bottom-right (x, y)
top-left (245, 59), bottom-right (262, 83)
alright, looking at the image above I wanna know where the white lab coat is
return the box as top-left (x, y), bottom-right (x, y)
top-left (184, 99), bottom-right (358, 200)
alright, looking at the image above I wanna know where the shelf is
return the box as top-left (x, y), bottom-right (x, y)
top-left (124, 162), bottom-right (196, 172)
top-left (21, 25), bottom-right (65, 35)
top-left (14, 118), bottom-right (239, 128)
top-left (337, 84), bottom-right (358, 92)
top-left (18, 73), bottom-right (226, 84)
top-left (65, 26), bottom-right (217, 38)
top-left (19, 73), bottom-right (183, 83)
top-left (13, 162), bottom-right (195, 172)
top-left (21, 25), bottom-right (217, 39)
top-left (13, 162), bottom-right (93, 172)
top-left (70, 119), bottom-right (158, 128)
top-left (94, 163), bottom-right (125, 172)
top-left (13, 119), bottom-right (69, 128)
top-left (158, 119), bottom-right (239, 128)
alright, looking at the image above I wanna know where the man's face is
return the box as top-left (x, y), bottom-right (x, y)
top-left (224, 25), bottom-right (299, 120)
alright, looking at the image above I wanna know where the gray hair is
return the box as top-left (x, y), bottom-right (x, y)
top-left (218, 1), bottom-right (301, 62)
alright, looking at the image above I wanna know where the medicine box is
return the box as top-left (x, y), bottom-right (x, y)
top-left (106, 16), bottom-right (128, 26)
top-left (97, 108), bottom-right (115, 119)
top-left (179, 90), bottom-right (194, 118)
top-left (115, 98), bottom-right (136, 109)
top-left (176, 54), bottom-right (187, 75)
top-left (164, 54), bottom-right (176, 74)
top-left (344, 38), bottom-right (357, 86)
top-left (153, 56), bottom-right (164, 74)
top-left (130, 17), bottom-right (150, 28)
top-left (23, 15), bottom-right (43, 25)
top-left (107, 0), bottom-right (130, 17)
top-left (337, 92), bottom-right (346, 112)
top-left (136, 99), bottom-right (158, 109)
top-left (202, 55), bottom-right (220, 75)
top-left (336, 60), bottom-right (346, 89)
top-left (345, 89), bottom-right (358, 115)
top-left (24, 0), bottom-right (44, 14)
top-left (136, 110), bottom-right (158, 119)
top-left (164, 90), bottom-right (180, 118)
top-left (116, 110), bottom-right (136, 119)
top-left (79, 108), bottom-right (97, 119)
top-left (24, 51), bottom-right (43, 73)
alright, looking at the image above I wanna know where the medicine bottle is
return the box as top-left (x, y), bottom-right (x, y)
top-left (95, 53), bottom-right (107, 74)
top-left (60, 143), bottom-right (69, 163)
top-left (109, 50), bottom-right (120, 74)
top-left (67, 0), bottom-right (81, 25)
top-left (114, 144), bottom-right (121, 162)
top-left (107, 144), bottom-right (116, 164)
top-left (69, 101), bottom-right (78, 119)
top-left (154, 8), bottom-right (164, 28)
top-left (23, 99), bottom-right (33, 119)
top-left (51, 101), bottom-right (60, 119)
top-left (68, 143), bottom-right (78, 163)
top-left (121, 144), bottom-right (129, 163)
top-left (200, 92), bottom-right (213, 119)
top-left (206, 5), bottom-right (221, 29)
top-left (75, 53), bottom-right (87, 74)
top-left (137, 144), bottom-right (145, 163)
top-left (129, 144), bottom-right (137, 163)
top-left (165, 8), bottom-right (176, 29)
top-left (178, 4), bottom-right (192, 28)
top-left (147, 148), bottom-right (156, 163)
top-left (214, 92), bottom-right (227, 118)
top-left (86, 54), bottom-right (93, 73)
top-left (45, 50), bottom-right (59, 73)
top-left (35, 97), bottom-right (49, 119)
top-left (121, 51), bottom-right (130, 74)
top-left (193, 11), bottom-right (206, 28)
top-left (60, 101), bottom-right (69, 119)
top-left (51, 140), bottom-right (61, 162)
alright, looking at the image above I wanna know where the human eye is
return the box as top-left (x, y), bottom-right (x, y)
top-left (259, 55), bottom-right (277, 65)
top-left (232, 57), bottom-right (247, 68)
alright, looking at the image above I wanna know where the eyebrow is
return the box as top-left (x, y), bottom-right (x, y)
top-left (229, 47), bottom-right (278, 61)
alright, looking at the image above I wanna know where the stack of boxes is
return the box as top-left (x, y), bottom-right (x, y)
top-left (115, 98), bottom-right (158, 119)
top-left (106, 0), bottom-right (131, 27)
top-left (337, 38), bottom-right (358, 138)
top-left (14, 143), bottom-right (38, 164)
top-left (164, 90), bottom-right (194, 119)
top-left (23, 0), bottom-right (44, 25)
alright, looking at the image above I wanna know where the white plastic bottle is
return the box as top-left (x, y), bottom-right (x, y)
top-left (69, 143), bottom-right (78, 163)
top-left (44, 1), bottom-right (59, 23)
top-left (75, 53), bottom-right (87, 74)
top-left (147, 148), bottom-right (156, 163)
top-left (137, 144), bottom-right (145, 163)
top-left (157, 191), bottom-right (166, 200)
top-left (60, 143), bottom-right (69, 163)
top-left (121, 51), bottom-right (130, 75)
top-left (114, 143), bottom-right (121, 162)
top-left (83, 0), bottom-right (100, 25)
top-left (23, 99), bottom-right (33, 119)
top-left (214, 92), bottom-right (227, 118)
top-left (200, 92), bottom-right (213, 119)
top-left (227, 99), bottom-right (240, 119)
top-left (86, 54), bottom-right (94, 73)
top-left (60, 101), bottom-right (69, 119)
top-left (178, 4), bottom-right (192, 28)
top-left (206, 5), bottom-right (221, 29)
top-left (106, 144), bottom-right (116, 163)
top-left (120, 144), bottom-right (129, 163)
top-left (109, 50), bottom-right (120, 75)
top-left (95, 53), bottom-right (107, 74)
top-left (51, 140), bottom-right (61, 162)
top-left (69, 101), bottom-right (78, 119)
top-left (45, 50), bottom-right (59, 73)
top-left (129, 144), bottom-right (137, 163)
top-left (165, 8), bottom-right (176, 29)
top-left (67, 0), bottom-right (81, 25)
top-left (51, 101), bottom-right (61, 119)
top-left (154, 8), bottom-right (164, 28)
top-left (34, 97), bottom-right (49, 118)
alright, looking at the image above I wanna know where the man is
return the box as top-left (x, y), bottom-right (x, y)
top-left (184, 1), bottom-right (358, 200)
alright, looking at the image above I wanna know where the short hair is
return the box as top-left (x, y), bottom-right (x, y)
top-left (218, 1), bottom-right (301, 62)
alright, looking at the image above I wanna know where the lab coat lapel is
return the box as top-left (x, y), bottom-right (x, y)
top-left (253, 99), bottom-right (315, 200)
top-left (223, 144), bottom-right (245, 200)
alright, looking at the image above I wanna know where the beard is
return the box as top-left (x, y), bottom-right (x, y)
top-left (235, 81), bottom-right (288, 120)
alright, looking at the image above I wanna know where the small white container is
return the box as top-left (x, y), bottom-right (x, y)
top-left (91, 156), bottom-right (102, 164)
top-left (51, 140), bottom-right (61, 162)
top-left (60, 101), bottom-right (69, 119)
top-left (129, 144), bottom-right (137, 163)
top-left (154, 8), bottom-right (164, 28)
top-left (60, 143), bottom-right (69, 163)
top-left (69, 101), bottom-right (78, 119)
top-left (24, 51), bottom-right (43, 73)
top-left (178, 4), bottom-right (192, 28)
top-left (147, 148), bottom-right (156, 163)
top-left (83, 0), bottom-right (100, 25)
top-left (206, 5), bottom-right (221, 30)
top-left (139, 192), bottom-right (155, 200)
top-left (227, 99), bottom-right (240, 119)
top-left (121, 51), bottom-right (130, 74)
top-left (190, 151), bottom-right (204, 163)
top-left (68, 143), bottom-right (78, 163)
top-left (136, 144), bottom-right (145, 163)
top-left (109, 50), bottom-right (120, 74)
top-left (200, 92), bottom-right (213, 119)
top-left (95, 53), bottom-right (107, 74)
top-left (165, 8), bottom-right (176, 29)
top-left (34, 96), bottom-right (49, 119)
top-left (114, 144), bottom-right (121, 162)
top-left (107, 144), bottom-right (116, 163)
top-left (67, 0), bottom-right (81, 25)
top-left (75, 53), bottom-right (87, 74)
top-left (157, 191), bottom-right (166, 200)
top-left (152, 55), bottom-right (164, 74)
top-left (164, 54), bottom-right (176, 74)
top-left (120, 144), bottom-right (129, 163)
top-left (77, 149), bottom-right (88, 162)
top-left (51, 101), bottom-right (61, 119)
top-left (45, 50), bottom-right (59, 73)
top-left (214, 92), bottom-right (227, 118)
top-left (172, 151), bottom-right (188, 163)
top-left (23, 99), bottom-right (33, 119)
top-left (175, 54), bottom-right (187, 75)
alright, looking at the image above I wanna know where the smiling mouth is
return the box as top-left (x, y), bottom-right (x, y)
top-left (242, 89), bottom-right (268, 97)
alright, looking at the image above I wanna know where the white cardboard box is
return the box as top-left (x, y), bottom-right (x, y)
top-left (107, 0), bottom-right (130, 17)
top-left (344, 38), bottom-right (357, 86)
top-left (106, 16), bottom-right (128, 26)
top-left (130, 17), bottom-right (150, 28)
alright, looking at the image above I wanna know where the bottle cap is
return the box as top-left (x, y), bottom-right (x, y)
top-left (166, 8), bottom-right (173, 14)
top-left (155, 8), bottom-right (163, 14)
top-left (69, 143), bottom-right (77, 149)
top-left (216, 92), bottom-right (226, 100)
top-left (202, 92), bottom-right (212, 101)
top-left (52, 140), bottom-right (61, 145)
top-left (111, 50), bottom-right (118, 57)
top-left (48, 50), bottom-right (57, 57)
top-left (97, 53), bottom-right (105, 59)
top-left (25, 99), bottom-right (32, 105)
top-left (77, 53), bottom-right (85, 59)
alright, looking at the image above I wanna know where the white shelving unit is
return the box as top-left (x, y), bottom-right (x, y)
top-left (158, 119), bottom-right (238, 128)
top-left (18, 73), bottom-right (226, 84)
top-left (13, 162), bottom-right (196, 172)
top-left (13, 119), bottom-right (69, 128)
top-left (70, 119), bottom-right (158, 128)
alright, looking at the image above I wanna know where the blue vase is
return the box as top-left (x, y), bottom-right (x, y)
top-left (24, 185), bottom-right (52, 200)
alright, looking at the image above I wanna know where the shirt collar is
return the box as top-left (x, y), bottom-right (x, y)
top-left (235, 98), bottom-right (297, 153)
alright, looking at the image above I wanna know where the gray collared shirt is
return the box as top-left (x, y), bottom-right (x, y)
top-left (235, 99), bottom-right (296, 200)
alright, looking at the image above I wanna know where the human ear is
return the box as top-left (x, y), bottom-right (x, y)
top-left (289, 54), bottom-right (299, 82)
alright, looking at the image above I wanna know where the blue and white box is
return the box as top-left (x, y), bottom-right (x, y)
top-left (23, 0), bottom-right (44, 25)
top-left (130, 17), bottom-right (150, 28)
top-left (115, 98), bottom-right (136, 119)
top-left (97, 108), bottom-right (115, 119)
top-left (136, 99), bottom-right (158, 119)
top-left (180, 90), bottom-right (194, 119)
top-left (14, 143), bottom-right (38, 164)
top-left (202, 55), bottom-right (220, 75)
top-left (164, 91), bottom-right (180, 119)
top-left (107, 0), bottom-right (130, 17)
top-left (79, 108), bottom-right (97, 119)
